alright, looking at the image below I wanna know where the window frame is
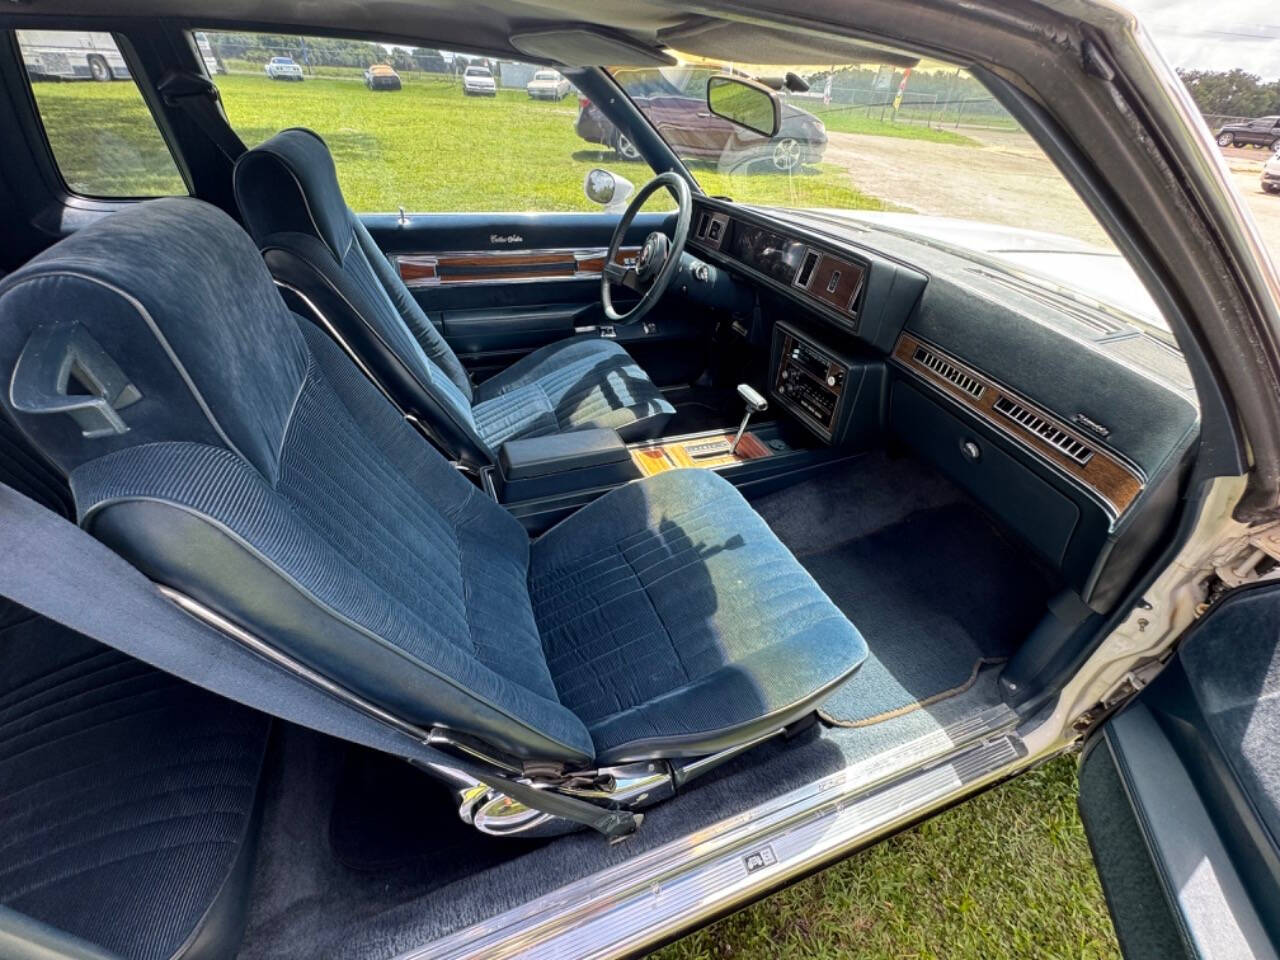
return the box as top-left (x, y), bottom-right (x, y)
top-left (8, 27), bottom-right (192, 202)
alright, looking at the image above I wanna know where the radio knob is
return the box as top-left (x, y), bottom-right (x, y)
top-left (826, 374), bottom-right (837, 387)
top-left (782, 369), bottom-right (790, 379)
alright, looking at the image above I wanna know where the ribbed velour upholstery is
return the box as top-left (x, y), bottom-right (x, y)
top-left (232, 127), bottom-right (672, 457)
top-left (0, 611), bottom-right (270, 960)
top-left (532, 468), bottom-right (867, 762)
top-left (0, 197), bottom-right (866, 769)
top-left (472, 336), bottom-right (676, 448)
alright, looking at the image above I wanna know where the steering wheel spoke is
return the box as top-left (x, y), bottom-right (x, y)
top-left (603, 261), bottom-right (640, 291)
top-left (600, 171), bottom-right (692, 326)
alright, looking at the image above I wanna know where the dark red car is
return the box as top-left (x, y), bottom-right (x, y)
top-left (577, 67), bottom-right (827, 172)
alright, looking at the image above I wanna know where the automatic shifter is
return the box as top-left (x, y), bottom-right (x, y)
top-left (731, 383), bottom-right (768, 454)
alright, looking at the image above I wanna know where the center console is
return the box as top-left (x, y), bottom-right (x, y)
top-left (771, 321), bottom-right (881, 444)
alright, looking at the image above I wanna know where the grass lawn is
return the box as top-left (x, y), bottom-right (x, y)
top-left (655, 756), bottom-right (1119, 960)
top-left (31, 72), bottom-right (920, 213)
top-left (806, 102), bottom-right (979, 146)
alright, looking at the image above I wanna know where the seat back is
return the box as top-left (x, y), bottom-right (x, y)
top-left (233, 128), bottom-right (496, 466)
top-left (0, 198), bottom-right (594, 767)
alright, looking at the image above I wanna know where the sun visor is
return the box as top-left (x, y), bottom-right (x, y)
top-left (658, 18), bottom-right (919, 69)
top-left (510, 28), bottom-right (676, 67)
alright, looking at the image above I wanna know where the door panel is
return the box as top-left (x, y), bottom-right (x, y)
top-left (1081, 584), bottom-right (1280, 960)
top-left (361, 210), bottom-right (708, 386)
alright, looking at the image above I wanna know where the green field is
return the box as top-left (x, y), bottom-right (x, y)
top-left (27, 71), bottom-right (944, 212)
top-left (655, 756), bottom-right (1119, 960)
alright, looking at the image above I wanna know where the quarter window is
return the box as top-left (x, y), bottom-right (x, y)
top-left (16, 30), bottom-right (187, 198)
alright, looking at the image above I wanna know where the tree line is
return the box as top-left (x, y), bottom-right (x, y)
top-left (1177, 68), bottom-right (1280, 119)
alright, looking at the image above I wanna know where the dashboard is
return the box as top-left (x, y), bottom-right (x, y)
top-left (684, 195), bottom-right (1200, 613)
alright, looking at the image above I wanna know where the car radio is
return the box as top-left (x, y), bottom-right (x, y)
top-left (772, 324), bottom-right (852, 441)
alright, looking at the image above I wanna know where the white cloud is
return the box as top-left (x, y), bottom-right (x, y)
top-left (1126, 0), bottom-right (1280, 76)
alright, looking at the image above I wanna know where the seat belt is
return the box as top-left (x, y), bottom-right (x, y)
top-left (157, 72), bottom-right (247, 163)
top-left (0, 482), bottom-right (637, 841)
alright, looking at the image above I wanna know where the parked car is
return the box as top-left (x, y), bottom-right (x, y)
top-left (526, 69), bottom-right (570, 100)
top-left (364, 63), bottom-right (401, 91)
top-left (1262, 151), bottom-right (1280, 193)
top-left (462, 64), bottom-right (496, 96)
top-left (264, 55), bottom-right (303, 81)
top-left (576, 67), bottom-right (827, 172)
top-left (1216, 115), bottom-right (1280, 149)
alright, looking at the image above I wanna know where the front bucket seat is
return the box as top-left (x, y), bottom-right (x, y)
top-left (232, 128), bottom-right (674, 467)
top-left (0, 199), bottom-right (864, 825)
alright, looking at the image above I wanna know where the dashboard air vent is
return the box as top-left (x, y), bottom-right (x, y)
top-left (913, 346), bottom-right (983, 398)
top-left (696, 211), bottom-right (710, 239)
top-left (795, 249), bottom-right (820, 289)
top-left (993, 395), bottom-right (1093, 465)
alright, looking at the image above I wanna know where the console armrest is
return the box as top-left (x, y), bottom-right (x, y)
top-left (499, 428), bottom-right (630, 480)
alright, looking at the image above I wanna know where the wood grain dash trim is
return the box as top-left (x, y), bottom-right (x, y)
top-left (395, 247), bottom-right (640, 287)
top-left (892, 332), bottom-right (1143, 516)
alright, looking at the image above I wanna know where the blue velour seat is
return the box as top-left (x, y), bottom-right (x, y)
top-left (0, 198), bottom-right (865, 770)
top-left (231, 128), bottom-right (674, 467)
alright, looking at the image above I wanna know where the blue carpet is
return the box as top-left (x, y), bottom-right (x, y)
top-left (801, 503), bottom-right (1051, 726)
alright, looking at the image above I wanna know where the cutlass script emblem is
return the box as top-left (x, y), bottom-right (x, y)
top-left (1071, 413), bottom-right (1111, 438)
top-left (490, 234), bottom-right (523, 244)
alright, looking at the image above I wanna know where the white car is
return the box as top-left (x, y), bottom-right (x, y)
top-left (462, 65), bottom-right (496, 96)
top-left (265, 56), bottom-right (303, 81)
top-left (1264, 151), bottom-right (1280, 194)
top-left (526, 69), bottom-right (570, 100)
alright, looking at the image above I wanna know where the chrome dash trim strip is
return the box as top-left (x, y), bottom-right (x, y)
top-left (400, 703), bottom-right (1026, 960)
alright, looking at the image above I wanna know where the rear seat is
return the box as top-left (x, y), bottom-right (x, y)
top-left (0, 415), bottom-right (272, 960)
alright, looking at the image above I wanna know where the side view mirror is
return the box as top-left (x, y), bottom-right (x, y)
top-left (706, 75), bottom-right (781, 138)
top-left (584, 168), bottom-right (634, 213)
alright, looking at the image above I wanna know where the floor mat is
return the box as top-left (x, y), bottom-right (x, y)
top-left (801, 502), bottom-right (1052, 726)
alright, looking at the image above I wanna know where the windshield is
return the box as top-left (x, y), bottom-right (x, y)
top-left (612, 59), bottom-right (1175, 333)
top-left (271, 57), bottom-right (293, 64)
top-left (534, 72), bottom-right (558, 81)
top-left (466, 67), bottom-right (490, 77)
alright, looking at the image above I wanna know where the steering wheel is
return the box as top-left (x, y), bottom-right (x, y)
top-left (602, 172), bottom-right (692, 325)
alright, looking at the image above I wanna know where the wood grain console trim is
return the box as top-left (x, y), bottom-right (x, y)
top-left (892, 332), bottom-right (1143, 516)
top-left (395, 247), bottom-right (640, 287)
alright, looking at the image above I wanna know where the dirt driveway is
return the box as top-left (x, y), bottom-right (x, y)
top-left (826, 128), bottom-right (1280, 267)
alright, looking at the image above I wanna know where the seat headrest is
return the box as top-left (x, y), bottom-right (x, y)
top-left (233, 128), bottom-right (354, 262)
top-left (0, 197), bottom-right (309, 482)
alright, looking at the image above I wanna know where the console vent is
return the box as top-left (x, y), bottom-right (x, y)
top-left (913, 346), bottom-right (983, 398)
top-left (993, 395), bottom-right (1093, 465)
top-left (696, 211), bottom-right (710, 239)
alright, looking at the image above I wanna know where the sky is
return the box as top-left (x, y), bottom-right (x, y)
top-left (1126, 0), bottom-right (1280, 76)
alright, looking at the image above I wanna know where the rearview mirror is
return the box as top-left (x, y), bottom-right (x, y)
top-left (584, 168), bottom-right (634, 213)
top-left (706, 75), bottom-right (781, 138)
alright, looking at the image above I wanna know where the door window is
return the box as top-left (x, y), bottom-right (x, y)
top-left (202, 31), bottom-right (621, 213)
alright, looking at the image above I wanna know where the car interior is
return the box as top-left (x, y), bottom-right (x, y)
top-left (0, 6), bottom-right (1226, 960)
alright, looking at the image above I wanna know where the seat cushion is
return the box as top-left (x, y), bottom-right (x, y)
top-left (529, 468), bottom-right (866, 763)
top-left (472, 337), bottom-right (674, 448)
top-left (0, 605), bottom-right (271, 960)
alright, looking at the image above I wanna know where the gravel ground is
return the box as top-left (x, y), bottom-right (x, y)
top-left (828, 127), bottom-right (1280, 265)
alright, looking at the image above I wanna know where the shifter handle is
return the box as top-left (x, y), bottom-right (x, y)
top-left (737, 383), bottom-right (768, 413)
top-left (731, 383), bottom-right (767, 454)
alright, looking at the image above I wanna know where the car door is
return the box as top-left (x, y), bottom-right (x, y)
top-left (1077, 582), bottom-right (1280, 960)
top-left (363, 210), bottom-right (709, 387)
